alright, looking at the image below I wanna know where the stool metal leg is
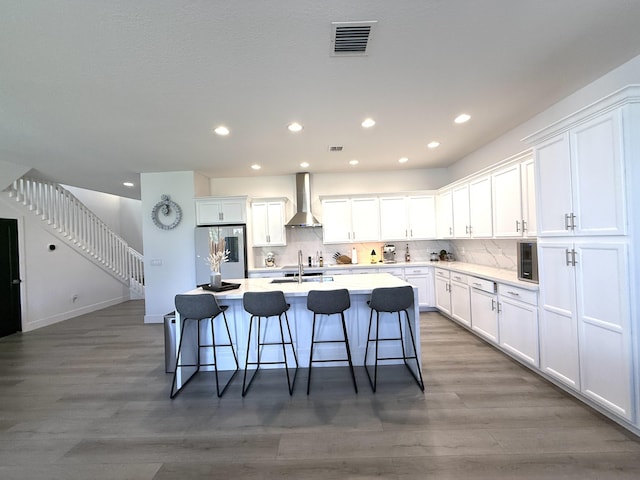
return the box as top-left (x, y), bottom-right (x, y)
top-left (278, 312), bottom-right (297, 395)
top-left (307, 313), bottom-right (318, 395)
top-left (340, 312), bottom-right (358, 393)
top-left (402, 309), bottom-right (425, 391)
top-left (242, 315), bottom-right (258, 397)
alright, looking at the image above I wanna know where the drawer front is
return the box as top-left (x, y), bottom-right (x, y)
top-left (498, 284), bottom-right (538, 305)
top-left (435, 268), bottom-right (450, 279)
top-left (384, 267), bottom-right (405, 278)
top-left (469, 277), bottom-right (496, 294)
top-left (450, 272), bottom-right (468, 284)
top-left (404, 266), bottom-right (430, 276)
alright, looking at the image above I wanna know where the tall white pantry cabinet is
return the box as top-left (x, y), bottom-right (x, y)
top-left (525, 85), bottom-right (640, 430)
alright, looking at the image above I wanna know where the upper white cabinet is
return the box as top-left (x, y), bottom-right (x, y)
top-left (379, 195), bottom-right (436, 240)
top-left (452, 176), bottom-right (493, 238)
top-left (322, 197), bottom-right (380, 244)
top-left (195, 196), bottom-right (247, 225)
top-left (535, 110), bottom-right (626, 237)
top-left (251, 199), bottom-right (286, 247)
top-left (436, 189), bottom-right (454, 238)
top-left (492, 158), bottom-right (536, 237)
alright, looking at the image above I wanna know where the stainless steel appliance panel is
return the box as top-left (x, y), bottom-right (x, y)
top-left (195, 225), bottom-right (248, 283)
top-left (517, 240), bottom-right (538, 283)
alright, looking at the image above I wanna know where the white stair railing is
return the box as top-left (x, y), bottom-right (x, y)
top-left (8, 177), bottom-right (144, 295)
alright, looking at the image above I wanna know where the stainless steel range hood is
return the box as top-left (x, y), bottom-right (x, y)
top-left (285, 172), bottom-right (322, 228)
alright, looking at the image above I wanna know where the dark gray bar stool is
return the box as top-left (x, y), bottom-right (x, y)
top-left (242, 291), bottom-right (298, 396)
top-left (364, 285), bottom-right (424, 392)
top-left (171, 294), bottom-right (239, 398)
top-left (306, 289), bottom-right (357, 394)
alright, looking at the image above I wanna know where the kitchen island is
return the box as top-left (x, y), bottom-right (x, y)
top-left (172, 273), bottom-right (422, 390)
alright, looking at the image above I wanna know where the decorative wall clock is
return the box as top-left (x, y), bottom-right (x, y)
top-left (151, 194), bottom-right (182, 230)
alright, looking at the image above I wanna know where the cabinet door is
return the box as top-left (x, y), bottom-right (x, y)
top-left (408, 195), bottom-right (436, 239)
top-left (351, 198), bottom-right (380, 242)
top-left (575, 241), bottom-right (632, 420)
top-left (492, 164), bottom-right (523, 237)
top-left (220, 199), bottom-right (246, 223)
top-left (450, 281), bottom-right (471, 327)
top-left (195, 200), bottom-right (224, 225)
top-left (322, 199), bottom-right (351, 243)
top-left (379, 197), bottom-right (408, 240)
top-left (498, 297), bottom-right (539, 367)
top-left (521, 158), bottom-right (537, 237)
top-left (470, 289), bottom-right (498, 343)
top-left (537, 242), bottom-right (580, 389)
top-left (571, 110), bottom-right (626, 236)
top-left (469, 176), bottom-right (493, 237)
top-left (452, 184), bottom-right (470, 237)
top-left (251, 202), bottom-right (269, 245)
top-left (265, 202), bottom-right (286, 245)
top-left (434, 276), bottom-right (451, 315)
top-left (535, 134), bottom-right (573, 236)
top-left (437, 190), bottom-right (454, 238)
top-left (405, 267), bottom-right (434, 308)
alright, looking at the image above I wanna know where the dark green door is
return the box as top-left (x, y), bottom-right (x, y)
top-left (0, 218), bottom-right (22, 337)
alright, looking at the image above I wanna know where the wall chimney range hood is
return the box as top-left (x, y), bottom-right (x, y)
top-left (285, 172), bottom-right (322, 228)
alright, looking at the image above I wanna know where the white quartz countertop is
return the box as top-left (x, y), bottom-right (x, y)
top-left (249, 260), bottom-right (537, 290)
top-left (187, 273), bottom-right (411, 300)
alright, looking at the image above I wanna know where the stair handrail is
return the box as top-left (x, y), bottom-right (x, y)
top-left (9, 177), bottom-right (144, 289)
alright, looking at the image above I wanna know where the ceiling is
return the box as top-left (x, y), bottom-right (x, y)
top-left (3, 1), bottom-right (640, 200)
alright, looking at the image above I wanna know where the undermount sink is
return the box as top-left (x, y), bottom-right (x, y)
top-left (270, 276), bottom-right (334, 284)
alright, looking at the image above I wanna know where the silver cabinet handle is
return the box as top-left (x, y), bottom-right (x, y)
top-left (472, 282), bottom-right (482, 287)
top-left (571, 249), bottom-right (578, 266)
top-left (497, 302), bottom-right (502, 313)
top-left (491, 299), bottom-right (496, 311)
top-left (449, 227), bottom-right (453, 235)
top-left (571, 214), bottom-right (577, 230)
top-left (565, 249), bottom-right (572, 266)
top-left (507, 291), bottom-right (520, 296)
top-left (516, 220), bottom-right (520, 232)
top-left (564, 213), bottom-right (572, 230)
top-left (465, 225), bottom-right (469, 234)
top-left (522, 220), bottom-right (527, 232)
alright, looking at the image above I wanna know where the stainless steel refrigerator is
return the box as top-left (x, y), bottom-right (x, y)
top-left (194, 225), bottom-right (248, 284)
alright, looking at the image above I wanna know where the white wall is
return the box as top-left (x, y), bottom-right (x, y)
top-left (141, 171), bottom-right (197, 323)
top-left (0, 193), bottom-right (130, 332)
top-left (64, 185), bottom-right (143, 252)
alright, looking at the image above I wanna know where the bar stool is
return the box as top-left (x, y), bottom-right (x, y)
top-left (242, 291), bottom-right (298, 396)
top-left (171, 294), bottom-right (239, 399)
top-left (364, 285), bottom-right (424, 392)
top-left (306, 289), bottom-right (357, 394)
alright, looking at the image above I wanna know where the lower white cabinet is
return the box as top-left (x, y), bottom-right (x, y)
top-left (538, 240), bottom-right (633, 420)
top-left (434, 268), bottom-right (451, 315)
top-left (497, 284), bottom-right (539, 367)
top-left (469, 278), bottom-right (498, 343)
top-left (404, 266), bottom-right (434, 310)
top-left (449, 273), bottom-right (470, 327)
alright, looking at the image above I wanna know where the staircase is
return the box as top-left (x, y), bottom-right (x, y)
top-left (8, 177), bottom-right (144, 298)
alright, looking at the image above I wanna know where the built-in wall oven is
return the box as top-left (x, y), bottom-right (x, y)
top-left (517, 240), bottom-right (538, 283)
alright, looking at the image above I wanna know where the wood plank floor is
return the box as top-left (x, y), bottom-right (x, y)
top-left (1, 300), bottom-right (639, 479)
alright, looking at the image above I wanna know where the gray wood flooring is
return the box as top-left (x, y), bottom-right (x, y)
top-left (1, 300), bottom-right (639, 479)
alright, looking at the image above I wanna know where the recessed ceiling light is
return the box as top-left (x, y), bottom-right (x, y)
top-left (123, 182), bottom-right (134, 187)
top-left (427, 141), bottom-right (440, 149)
top-left (398, 157), bottom-right (409, 164)
top-left (288, 122), bottom-right (303, 132)
top-left (300, 162), bottom-right (310, 168)
top-left (214, 126), bottom-right (230, 136)
top-left (349, 159), bottom-right (359, 166)
top-left (454, 114), bottom-right (471, 124)
top-left (251, 164), bottom-right (261, 170)
top-left (361, 118), bottom-right (376, 128)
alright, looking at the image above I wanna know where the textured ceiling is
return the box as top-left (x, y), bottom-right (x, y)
top-left (3, 1), bottom-right (640, 199)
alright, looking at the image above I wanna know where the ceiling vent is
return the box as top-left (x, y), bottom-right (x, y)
top-left (329, 145), bottom-right (344, 152)
top-left (330, 21), bottom-right (377, 56)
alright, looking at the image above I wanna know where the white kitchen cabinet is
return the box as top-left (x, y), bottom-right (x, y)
top-left (497, 284), bottom-right (539, 367)
top-left (251, 199), bottom-right (286, 247)
top-left (452, 184), bottom-right (470, 238)
top-left (449, 272), bottom-right (471, 327)
top-left (492, 158), bottom-right (536, 237)
top-left (195, 196), bottom-right (247, 225)
top-left (469, 277), bottom-right (498, 343)
top-left (434, 268), bottom-right (451, 315)
top-left (322, 197), bottom-right (380, 243)
top-left (452, 177), bottom-right (492, 238)
top-left (379, 195), bottom-right (436, 240)
top-left (436, 189), bottom-right (454, 238)
top-left (404, 266), bottom-right (434, 310)
top-left (538, 240), bottom-right (632, 420)
top-left (535, 110), bottom-right (626, 237)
